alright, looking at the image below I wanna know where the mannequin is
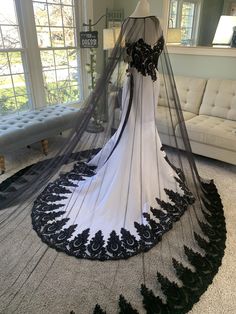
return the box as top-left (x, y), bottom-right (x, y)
top-left (130, 0), bottom-right (151, 17)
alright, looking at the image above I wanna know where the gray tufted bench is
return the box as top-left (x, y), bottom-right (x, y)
top-left (0, 104), bottom-right (81, 173)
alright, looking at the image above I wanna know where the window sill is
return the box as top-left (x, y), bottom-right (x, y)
top-left (166, 45), bottom-right (236, 57)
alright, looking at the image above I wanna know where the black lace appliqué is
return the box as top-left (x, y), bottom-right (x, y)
top-left (31, 152), bottom-right (196, 261)
top-left (125, 36), bottom-right (164, 81)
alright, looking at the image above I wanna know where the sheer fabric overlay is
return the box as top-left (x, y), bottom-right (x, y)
top-left (0, 17), bottom-right (226, 313)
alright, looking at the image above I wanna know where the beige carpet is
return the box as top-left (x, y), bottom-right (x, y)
top-left (0, 138), bottom-right (235, 314)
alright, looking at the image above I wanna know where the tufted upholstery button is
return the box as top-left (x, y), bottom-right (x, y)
top-left (0, 104), bottom-right (81, 155)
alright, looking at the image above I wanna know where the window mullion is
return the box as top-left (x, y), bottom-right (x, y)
top-left (16, 0), bottom-right (46, 109)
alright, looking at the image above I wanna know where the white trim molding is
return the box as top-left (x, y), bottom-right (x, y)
top-left (167, 45), bottom-right (236, 57)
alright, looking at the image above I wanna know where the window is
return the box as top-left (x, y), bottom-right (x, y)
top-left (169, 0), bottom-right (201, 45)
top-left (0, 0), bottom-right (83, 115)
top-left (0, 0), bottom-right (30, 114)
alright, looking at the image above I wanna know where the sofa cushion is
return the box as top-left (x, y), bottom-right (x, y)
top-left (200, 79), bottom-right (236, 121)
top-left (156, 106), bottom-right (196, 136)
top-left (175, 115), bottom-right (236, 152)
top-left (159, 75), bottom-right (207, 114)
top-left (0, 104), bottom-right (81, 153)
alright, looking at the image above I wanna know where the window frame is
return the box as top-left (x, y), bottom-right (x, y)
top-left (0, 0), bottom-right (89, 114)
top-left (169, 0), bottom-right (202, 46)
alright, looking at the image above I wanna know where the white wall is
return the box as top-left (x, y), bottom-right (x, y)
top-left (113, 0), bottom-right (163, 19)
top-left (92, 0), bottom-right (114, 73)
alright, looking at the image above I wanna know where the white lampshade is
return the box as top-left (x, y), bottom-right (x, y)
top-left (167, 28), bottom-right (181, 44)
top-left (103, 27), bottom-right (121, 50)
top-left (213, 15), bottom-right (236, 45)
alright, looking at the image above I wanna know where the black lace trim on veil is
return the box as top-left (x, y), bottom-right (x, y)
top-left (31, 152), bottom-right (195, 261)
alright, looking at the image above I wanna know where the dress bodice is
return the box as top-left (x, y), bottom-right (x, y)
top-left (125, 35), bottom-right (164, 81)
top-left (122, 16), bottom-right (164, 81)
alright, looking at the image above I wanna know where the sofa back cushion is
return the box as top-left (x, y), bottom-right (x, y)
top-left (200, 79), bottom-right (236, 121)
top-left (158, 75), bottom-right (207, 114)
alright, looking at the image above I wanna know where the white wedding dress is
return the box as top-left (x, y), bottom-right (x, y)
top-left (32, 16), bottom-right (195, 260)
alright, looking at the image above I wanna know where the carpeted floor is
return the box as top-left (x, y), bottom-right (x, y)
top-left (0, 137), bottom-right (235, 314)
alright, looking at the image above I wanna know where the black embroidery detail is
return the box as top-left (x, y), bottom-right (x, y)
top-left (73, 162), bottom-right (96, 176)
top-left (93, 304), bottom-right (106, 314)
top-left (32, 157), bottom-right (197, 261)
top-left (134, 222), bottom-right (155, 249)
top-left (119, 295), bottom-right (139, 314)
top-left (40, 218), bottom-right (69, 235)
top-left (69, 229), bottom-right (90, 257)
top-left (32, 211), bottom-right (65, 229)
top-left (87, 231), bottom-right (106, 260)
top-left (52, 225), bottom-right (77, 250)
top-left (121, 228), bottom-right (140, 253)
top-left (33, 203), bottom-right (63, 213)
top-left (36, 193), bottom-right (68, 203)
top-left (56, 176), bottom-right (77, 187)
top-left (106, 231), bottom-right (124, 258)
top-left (43, 182), bottom-right (71, 195)
top-left (126, 36), bottom-right (164, 81)
top-left (141, 284), bottom-right (170, 313)
top-left (143, 212), bottom-right (164, 240)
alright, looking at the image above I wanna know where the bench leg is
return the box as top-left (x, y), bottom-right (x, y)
top-left (0, 155), bottom-right (5, 174)
top-left (41, 139), bottom-right (49, 156)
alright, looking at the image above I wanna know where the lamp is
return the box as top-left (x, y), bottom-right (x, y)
top-left (213, 15), bottom-right (236, 46)
top-left (103, 27), bottom-right (121, 50)
top-left (167, 18), bottom-right (181, 45)
top-left (167, 28), bottom-right (181, 44)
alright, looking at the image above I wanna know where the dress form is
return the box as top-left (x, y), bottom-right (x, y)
top-left (130, 0), bottom-right (150, 17)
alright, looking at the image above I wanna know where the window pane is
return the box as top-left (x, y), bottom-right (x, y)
top-left (13, 74), bottom-right (27, 95)
top-left (51, 27), bottom-right (64, 46)
top-left (9, 52), bottom-right (24, 74)
top-left (0, 53), bottom-right (10, 75)
top-left (0, 76), bottom-right (14, 98)
top-left (50, 0), bottom-right (61, 4)
top-left (169, 0), bottom-right (178, 28)
top-left (61, 0), bottom-right (73, 5)
top-left (70, 85), bottom-right (80, 100)
top-left (40, 50), bottom-right (55, 69)
top-left (48, 4), bottom-right (63, 26)
top-left (69, 67), bottom-right (79, 82)
top-left (33, 2), bottom-right (49, 26)
top-left (43, 70), bottom-right (56, 85)
top-left (16, 95), bottom-right (30, 112)
top-left (36, 27), bottom-right (51, 47)
top-left (63, 6), bottom-right (74, 27)
top-left (56, 68), bottom-right (69, 81)
top-left (0, 35), bottom-right (3, 49)
top-left (0, 0), bottom-right (17, 25)
top-left (55, 50), bottom-right (68, 68)
top-left (65, 28), bottom-right (75, 46)
top-left (1, 25), bottom-right (21, 48)
top-left (0, 97), bottom-right (16, 114)
top-left (68, 49), bottom-right (77, 67)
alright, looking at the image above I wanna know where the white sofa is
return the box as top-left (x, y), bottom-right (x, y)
top-left (157, 76), bottom-right (236, 165)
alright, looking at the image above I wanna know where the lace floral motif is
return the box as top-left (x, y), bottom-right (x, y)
top-left (31, 153), bottom-right (196, 261)
top-left (125, 36), bottom-right (165, 81)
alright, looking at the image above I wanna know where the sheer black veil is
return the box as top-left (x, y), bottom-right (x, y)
top-left (0, 16), bottom-right (226, 313)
